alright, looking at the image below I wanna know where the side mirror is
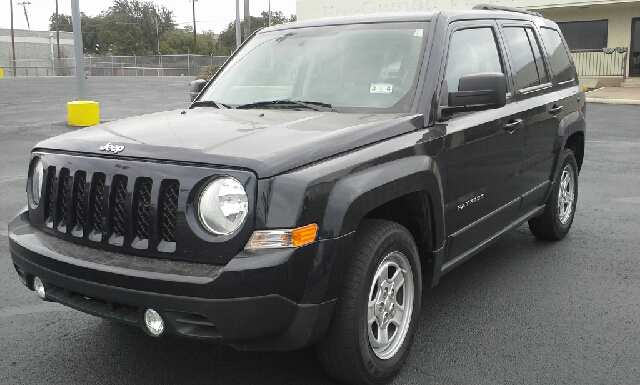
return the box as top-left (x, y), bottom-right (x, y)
top-left (189, 79), bottom-right (207, 102)
top-left (442, 72), bottom-right (507, 115)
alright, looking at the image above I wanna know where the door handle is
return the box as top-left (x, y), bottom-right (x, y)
top-left (548, 105), bottom-right (564, 115)
top-left (503, 119), bottom-right (523, 133)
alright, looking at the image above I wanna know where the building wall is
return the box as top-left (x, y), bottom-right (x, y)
top-left (296, 0), bottom-right (639, 21)
top-left (538, 2), bottom-right (639, 50)
top-left (0, 29), bottom-right (74, 69)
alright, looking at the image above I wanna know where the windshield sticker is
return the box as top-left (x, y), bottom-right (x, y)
top-left (414, 29), bottom-right (423, 37)
top-left (370, 83), bottom-right (393, 94)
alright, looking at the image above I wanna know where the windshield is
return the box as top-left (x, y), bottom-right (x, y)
top-left (200, 22), bottom-right (429, 113)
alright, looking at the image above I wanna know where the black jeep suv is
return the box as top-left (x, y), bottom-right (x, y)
top-left (9, 5), bottom-right (585, 385)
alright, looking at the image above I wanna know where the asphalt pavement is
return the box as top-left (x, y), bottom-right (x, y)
top-left (1, 77), bottom-right (639, 385)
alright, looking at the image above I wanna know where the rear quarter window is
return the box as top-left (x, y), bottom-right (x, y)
top-left (539, 27), bottom-right (574, 83)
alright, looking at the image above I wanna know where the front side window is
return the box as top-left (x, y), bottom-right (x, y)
top-left (201, 23), bottom-right (429, 113)
top-left (540, 27), bottom-right (574, 83)
top-left (444, 27), bottom-right (503, 92)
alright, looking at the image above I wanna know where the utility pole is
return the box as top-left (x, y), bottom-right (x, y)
top-left (243, 0), bottom-right (250, 40)
top-left (17, 1), bottom-right (31, 29)
top-left (190, 0), bottom-right (197, 54)
top-left (268, 0), bottom-right (271, 27)
top-left (235, 0), bottom-right (241, 49)
top-left (10, 0), bottom-right (17, 76)
top-left (55, 0), bottom-right (60, 59)
top-left (154, 16), bottom-right (160, 54)
top-left (71, 0), bottom-right (86, 100)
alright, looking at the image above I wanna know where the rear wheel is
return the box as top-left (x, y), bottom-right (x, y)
top-left (528, 149), bottom-right (579, 241)
top-left (316, 219), bottom-right (422, 385)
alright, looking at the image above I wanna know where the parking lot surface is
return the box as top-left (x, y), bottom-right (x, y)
top-left (1, 77), bottom-right (639, 384)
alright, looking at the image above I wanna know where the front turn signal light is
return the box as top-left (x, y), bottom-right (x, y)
top-left (245, 224), bottom-right (318, 249)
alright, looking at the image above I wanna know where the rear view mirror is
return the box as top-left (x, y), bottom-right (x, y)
top-left (189, 79), bottom-right (207, 102)
top-left (442, 72), bottom-right (507, 115)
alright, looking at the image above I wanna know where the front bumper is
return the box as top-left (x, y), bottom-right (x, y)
top-left (9, 210), bottom-right (346, 351)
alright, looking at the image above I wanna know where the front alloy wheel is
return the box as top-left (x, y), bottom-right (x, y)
top-left (368, 251), bottom-right (414, 360)
top-left (317, 219), bottom-right (422, 385)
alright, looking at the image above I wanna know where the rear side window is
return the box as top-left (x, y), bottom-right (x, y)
top-left (503, 27), bottom-right (540, 91)
top-left (444, 27), bottom-right (503, 92)
top-left (526, 29), bottom-right (549, 85)
top-left (539, 27), bottom-right (574, 83)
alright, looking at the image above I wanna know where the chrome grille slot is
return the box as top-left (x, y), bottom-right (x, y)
top-left (110, 176), bottom-right (128, 238)
top-left (134, 178), bottom-right (153, 240)
top-left (44, 166), bottom-right (56, 227)
top-left (73, 171), bottom-right (87, 234)
top-left (160, 180), bottom-right (180, 244)
top-left (91, 173), bottom-right (106, 238)
top-left (57, 168), bottom-right (70, 231)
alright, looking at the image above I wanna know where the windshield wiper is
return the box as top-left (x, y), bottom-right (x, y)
top-left (190, 100), bottom-right (230, 109)
top-left (235, 99), bottom-right (334, 112)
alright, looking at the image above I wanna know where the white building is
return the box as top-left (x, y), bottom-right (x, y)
top-left (0, 28), bottom-right (74, 76)
top-left (297, 0), bottom-right (640, 84)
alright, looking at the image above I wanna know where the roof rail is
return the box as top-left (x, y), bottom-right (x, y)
top-left (472, 3), bottom-right (543, 17)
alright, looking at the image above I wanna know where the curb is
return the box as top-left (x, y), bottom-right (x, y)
top-left (586, 98), bottom-right (640, 105)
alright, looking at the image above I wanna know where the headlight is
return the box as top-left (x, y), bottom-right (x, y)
top-left (29, 157), bottom-right (44, 209)
top-left (198, 177), bottom-right (248, 235)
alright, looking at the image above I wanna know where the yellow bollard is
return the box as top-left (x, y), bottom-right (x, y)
top-left (0, 68), bottom-right (4, 78)
top-left (67, 101), bottom-right (100, 127)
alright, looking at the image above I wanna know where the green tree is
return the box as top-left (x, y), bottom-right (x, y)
top-left (99, 0), bottom-right (175, 55)
top-left (216, 11), bottom-right (296, 51)
top-left (49, 13), bottom-right (73, 32)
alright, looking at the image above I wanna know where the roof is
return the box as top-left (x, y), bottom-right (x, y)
top-left (261, 8), bottom-right (548, 33)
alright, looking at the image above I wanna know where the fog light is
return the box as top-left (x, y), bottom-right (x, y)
top-left (33, 277), bottom-right (46, 300)
top-left (143, 309), bottom-right (165, 336)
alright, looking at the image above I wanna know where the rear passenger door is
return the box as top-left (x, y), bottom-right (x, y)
top-left (441, 22), bottom-right (525, 260)
top-left (498, 22), bottom-right (564, 214)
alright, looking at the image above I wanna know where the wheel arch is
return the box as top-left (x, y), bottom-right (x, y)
top-left (320, 156), bottom-right (445, 287)
top-left (564, 130), bottom-right (585, 173)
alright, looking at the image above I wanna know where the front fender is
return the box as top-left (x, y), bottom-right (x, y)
top-left (321, 155), bottom-right (444, 245)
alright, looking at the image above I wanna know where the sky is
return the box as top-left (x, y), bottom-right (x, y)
top-left (0, 0), bottom-right (298, 34)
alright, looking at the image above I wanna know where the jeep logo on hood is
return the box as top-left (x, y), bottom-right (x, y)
top-left (99, 143), bottom-right (125, 154)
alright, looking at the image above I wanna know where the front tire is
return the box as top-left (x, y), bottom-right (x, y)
top-left (528, 149), bottom-right (579, 241)
top-left (316, 219), bottom-right (422, 385)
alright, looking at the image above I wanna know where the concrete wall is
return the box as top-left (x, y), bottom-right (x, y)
top-left (0, 29), bottom-right (74, 68)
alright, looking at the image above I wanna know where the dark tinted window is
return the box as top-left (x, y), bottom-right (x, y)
top-left (503, 27), bottom-right (540, 91)
top-left (540, 28), bottom-right (574, 83)
top-left (557, 20), bottom-right (608, 50)
top-left (526, 28), bottom-right (549, 84)
top-left (444, 27), bottom-right (503, 92)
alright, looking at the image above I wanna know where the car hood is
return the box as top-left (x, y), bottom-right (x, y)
top-left (36, 108), bottom-right (424, 178)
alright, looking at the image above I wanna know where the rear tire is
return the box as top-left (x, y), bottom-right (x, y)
top-left (316, 219), bottom-right (422, 385)
top-left (528, 149), bottom-right (579, 241)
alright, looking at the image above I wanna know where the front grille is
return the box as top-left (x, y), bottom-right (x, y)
top-left (161, 181), bottom-right (180, 243)
top-left (43, 170), bottom-right (180, 251)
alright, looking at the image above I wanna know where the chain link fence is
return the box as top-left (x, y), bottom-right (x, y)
top-left (0, 55), bottom-right (228, 78)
